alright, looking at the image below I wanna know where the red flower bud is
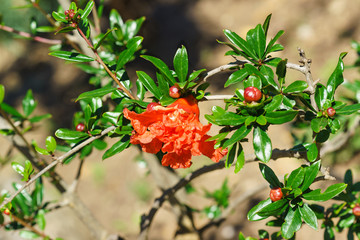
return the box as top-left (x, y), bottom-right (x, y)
top-left (146, 102), bottom-right (161, 111)
top-left (69, 12), bottom-right (75, 19)
top-left (270, 187), bottom-right (283, 202)
top-left (76, 123), bottom-right (85, 132)
top-left (244, 86), bottom-right (262, 103)
top-left (327, 107), bottom-right (336, 117)
top-left (3, 208), bottom-right (10, 215)
top-left (70, 22), bottom-right (77, 28)
top-left (64, 10), bottom-right (70, 15)
top-left (169, 86), bottom-right (181, 98)
top-left (353, 204), bottom-right (360, 217)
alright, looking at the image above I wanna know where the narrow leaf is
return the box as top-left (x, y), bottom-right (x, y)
top-left (141, 55), bottom-right (176, 85)
top-left (76, 86), bottom-right (117, 101)
top-left (49, 51), bottom-right (94, 63)
top-left (326, 53), bottom-right (347, 100)
top-left (103, 135), bottom-right (130, 160)
top-left (302, 183), bottom-right (347, 201)
top-left (300, 161), bottom-right (321, 191)
top-left (81, 0), bottom-right (94, 19)
top-left (137, 71), bottom-right (162, 99)
top-left (173, 45), bottom-right (188, 82)
top-left (253, 127), bottom-right (272, 163)
top-left (299, 203), bottom-right (318, 230)
top-left (281, 207), bottom-right (302, 239)
top-left (259, 163), bottom-right (281, 187)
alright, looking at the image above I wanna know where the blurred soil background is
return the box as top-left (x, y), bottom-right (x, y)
top-left (1, 0), bottom-right (360, 239)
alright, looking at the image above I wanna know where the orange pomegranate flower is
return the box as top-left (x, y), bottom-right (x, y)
top-left (123, 95), bottom-right (227, 168)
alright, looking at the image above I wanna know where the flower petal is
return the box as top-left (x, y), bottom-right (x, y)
top-left (161, 151), bottom-right (192, 169)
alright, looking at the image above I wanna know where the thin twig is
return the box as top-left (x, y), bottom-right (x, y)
top-left (76, 26), bottom-right (136, 100)
top-left (0, 25), bottom-right (61, 45)
top-left (0, 126), bottom-right (116, 209)
top-left (67, 159), bottom-right (85, 193)
top-left (203, 95), bottom-right (234, 100)
top-left (203, 61), bottom-right (249, 82)
top-left (11, 214), bottom-right (50, 239)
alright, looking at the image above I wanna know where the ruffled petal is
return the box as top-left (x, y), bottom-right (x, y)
top-left (198, 135), bottom-right (228, 162)
top-left (140, 138), bottom-right (163, 154)
top-left (161, 151), bottom-right (192, 169)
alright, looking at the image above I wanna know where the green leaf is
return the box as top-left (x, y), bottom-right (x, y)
top-left (49, 51), bottom-right (94, 63)
top-left (103, 135), bottom-right (130, 160)
top-left (265, 110), bottom-right (297, 124)
top-left (259, 163), bottom-right (282, 188)
top-left (36, 209), bottom-right (46, 230)
top-left (283, 81), bottom-right (308, 94)
top-left (11, 162), bottom-right (24, 176)
top-left (234, 143), bottom-right (245, 173)
top-left (244, 75), bottom-right (262, 89)
top-left (253, 127), bottom-right (272, 163)
top-left (306, 143), bottom-right (318, 162)
top-left (0, 102), bottom-right (23, 119)
top-left (55, 128), bottom-right (88, 140)
top-left (52, 11), bottom-right (67, 23)
top-left (281, 207), bottom-right (302, 239)
top-left (81, 0), bottom-right (94, 19)
top-left (262, 14), bottom-right (272, 38)
top-left (31, 178), bottom-right (43, 208)
top-left (336, 103), bottom-right (360, 115)
top-left (315, 84), bottom-right (328, 110)
top-left (22, 90), bottom-right (37, 117)
top-left (265, 30), bottom-right (284, 55)
top-left (225, 68), bottom-right (248, 87)
top-left (36, 26), bottom-right (56, 33)
top-left (173, 46), bottom-right (188, 82)
top-left (0, 84), bottom-right (4, 104)
top-left (326, 52), bottom-right (347, 100)
top-left (247, 198), bottom-right (272, 221)
top-left (76, 86), bottom-right (117, 101)
top-left (23, 160), bottom-right (34, 182)
top-left (299, 203), bottom-right (318, 230)
top-left (223, 29), bottom-right (258, 60)
top-left (264, 95), bottom-right (282, 112)
top-left (205, 106), bottom-right (246, 126)
top-left (29, 113), bottom-right (52, 123)
top-left (276, 59), bottom-right (287, 86)
top-left (45, 136), bottom-right (56, 153)
top-left (222, 125), bottom-right (251, 148)
top-left (225, 143), bottom-right (237, 168)
top-left (244, 64), bottom-right (279, 91)
top-left (287, 167), bottom-right (305, 189)
top-left (141, 55), bottom-right (176, 85)
top-left (137, 71), bottom-right (162, 99)
top-left (78, 18), bottom-right (91, 38)
top-left (300, 161), bottom-right (321, 191)
top-left (246, 24), bottom-right (266, 59)
top-left (116, 36), bottom-right (143, 70)
top-left (302, 183), bottom-right (347, 201)
top-left (311, 118), bottom-right (328, 133)
top-left (19, 230), bottom-right (40, 239)
top-left (93, 28), bottom-right (116, 50)
top-left (258, 199), bottom-right (288, 217)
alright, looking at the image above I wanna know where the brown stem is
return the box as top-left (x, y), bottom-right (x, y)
top-left (11, 214), bottom-right (50, 239)
top-left (76, 26), bottom-right (136, 100)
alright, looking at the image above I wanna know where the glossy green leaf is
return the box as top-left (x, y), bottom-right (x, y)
top-left (244, 75), bottom-right (262, 89)
top-left (324, 225), bottom-right (335, 240)
top-left (336, 103), bottom-right (360, 115)
top-left (37, 209), bottom-right (46, 230)
top-left (137, 71), bottom-right (162, 99)
top-left (49, 51), bottom-right (94, 63)
top-left (264, 95), bottom-right (282, 112)
top-left (23, 160), bottom-right (34, 182)
top-left (33, 141), bottom-right (50, 156)
top-left (302, 183), bottom-right (347, 201)
top-left (52, 12), bottom-right (67, 23)
top-left (103, 135), bottom-right (130, 160)
top-left (81, 0), bottom-right (94, 19)
top-left (281, 207), bottom-right (302, 239)
top-left (11, 162), bottom-right (24, 176)
top-left (253, 127), bottom-right (272, 163)
top-left (225, 68), bottom-right (248, 87)
top-left (36, 26), bottom-right (56, 33)
top-left (326, 52), bottom-right (347, 100)
top-left (222, 125), bottom-right (251, 148)
top-left (141, 55), bottom-right (176, 85)
top-left (225, 143), bottom-right (237, 168)
top-left (244, 64), bottom-right (279, 91)
top-left (173, 46), bottom-right (188, 82)
top-left (31, 178), bottom-right (43, 208)
top-left (283, 81), bottom-right (308, 94)
top-left (287, 167), bottom-right (305, 189)
top-left (22, 90), bottom-right (37, 117)
top-left (234, 144), bottom-right (245, 173)
top-left (265, 110), bottom-right (297, 124)
top-left (265, 30), bottom-right (284, 55)
top-left (262, 14), bottom-right (272, 37)
top-left (223, 29), bottom-right (258, 60)
top-left (110, 9), bottom-right (124, 39)
top-left (259, 163), bottom-right (281, 187)
top-left (19, 230), bottom-right (40, 239)
top-left (315, 84), bottom-right (328, 110)
top-left (306, 143), bottom-right (318, 162)
top-left (276, 59), bottom-right (287, 86)
top-left (258, 199), bottom-right (288, 217)
top-left (188, 69), bottom-right (206, 82)
top-left (247, 198), bottom-right (272, 221)
top-left (246, 24), bottom-right (266, 59)
top-left (78, 18), bottom-right (91, 38)
top-left (29, 113), bottom-right (52, 123)
top-left (116, 36), bottom-right (143, 70)
top-left (205, 106), bottom-right (246, 126)
top-left (301, 161), bottom-right (321, 191)
top-left (76, 86), bottom-right (117, 102)
top-left (0, 84), bottom-right (4, 104)
top-left (311, 117), bottom-right (328, 133)
top-left (55, 128), bottom-right (88, 140)
top-left (45, 136), bottom-right (56, 153)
